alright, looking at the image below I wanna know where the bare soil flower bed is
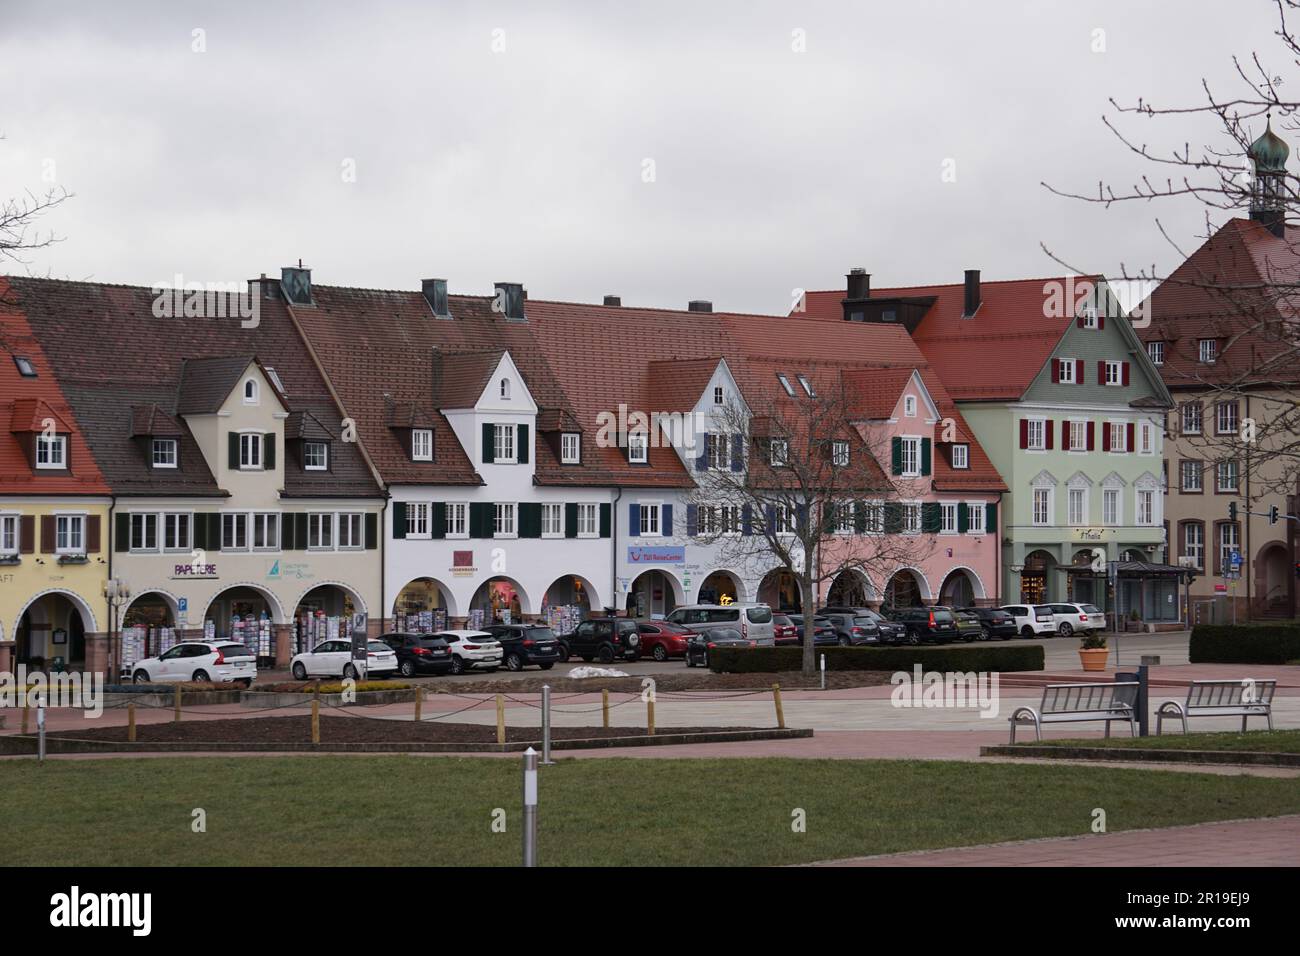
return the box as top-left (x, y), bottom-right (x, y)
top-left (439, 669), bottom-right (893, 694)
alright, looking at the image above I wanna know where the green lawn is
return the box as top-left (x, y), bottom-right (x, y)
top-left (5, 756), bottom-right (1300, 866)
top-left (1027, 730), bottom-right (1300, 754)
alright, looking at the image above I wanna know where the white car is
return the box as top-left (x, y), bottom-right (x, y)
top-left (131, 641), bottom-right (258, 686)
top-left (435, 630), bottom-right (503, 674)
top-left (1048, 603), bottom-right (1106, 636)
top-left (290, 639), bottom-right (398, 680)
top-left (1000, 604), bottom-right (1057, 638)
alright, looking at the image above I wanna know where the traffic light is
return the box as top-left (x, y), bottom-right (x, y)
top-left (1269, 505), bottom-right (1280, 525)
top-left (1228, 501), bottom-right (1238, 522)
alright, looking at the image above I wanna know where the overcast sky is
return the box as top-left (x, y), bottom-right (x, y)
top-left (0, 0), bottom-right (1284, 313)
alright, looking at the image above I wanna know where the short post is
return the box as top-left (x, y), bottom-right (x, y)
top-left (311, 697), bottom-right (320, 744)
top-left (540, 684), bottom-right (555, 765)
top-left (414, 687), bottom-right (422, 722)
top-left (128, 702), bottom-right (136, 742)
top-left (173, 684), bottom-right (182, 723)
top-left (20, 699), bottom-right (28, 735)
top-left (522, 747), bottom-right (539, 867)
top-left (772, 683), bottom-right (785, 729)
top-left (496, 693), bottom-right (506, 745)
top-left (647, 696), bottom-right (655, 736)
top-left (820, 653), bottom-right (826, 691)
top-left (1136, 664), bottom-right (1150, 737)
top-left (36, 696), bottom-right (46, 763)
top-left (601, 688), bottom-right (610, 729)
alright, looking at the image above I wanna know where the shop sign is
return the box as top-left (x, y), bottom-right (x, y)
top-left (627, 545), bottom-right (686, 564)
top-left (172, 562), bottom-right (217, 579)
top-left (1071, 527), bottom-right (1113, 542)
top-left (267, 560), bottom-right (315, 581)
top-left (451, 550), bottom-right (476, 577)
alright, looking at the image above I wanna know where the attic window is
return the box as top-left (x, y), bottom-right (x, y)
top-left (832, 440), bottom-right (849, 466)
top-left (13, 356), bottom-right (36, 378)
top-left (304, 441), bottom-right (328, 470)
top-left (561, 432), bottom-right (580, 464)
top-left (1080, 306), bottom-right (1098, 329)
top-left (713, 386), bottom-right (723, 405)
top-left (264, 367), bottom-right (286, 394)
top-left (152, 439), bottom-right (178, 468)
top-left (776, 373), bottom-right (795, 397)
top-left (904, 395), bottom-right (917, 417)
top-left (244, 379), bottom-right (259, 404)
top-left (500, 378), bottom-right (511, 400)
top-left (412, 429), bottom-right (433, 461)
top-left (951, 444), bottom-right (970, 469)
top-left (796, 374), bottom-right (816, 397)
top-left (627, 432), bottom-right (648, 464)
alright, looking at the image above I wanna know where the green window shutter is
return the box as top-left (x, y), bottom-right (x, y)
top-left (891, 436), bottom-right (902, 475)
top-left (431, 502), bottom-right (446, 539)
top-left (599, 503), bottom-right (611, 538)
top-left (884, 502), bottom-right (902, 534)
top-left (922, 502), bottom-right (941, 533)
top-left (470, 502), bottom-right (492, 538)
top-left (207, 513), bottom-right (222, 551)
top-left (565, 503), bottom-right (578, 538)
top-left (520, 502), bottom-right (541, 538)
top-left (957, 502), bottom-right (969, 533)
top-left (364, 513), bottom-right (378, 549)
top-left (114, 512), bottom-right (130, 552)
top-left (391, 502), bottom-right (406, 540)
top-left (264, 433), bottom-right (276, 470)
top-left (192, 513), bottom-right (208, 551)
top-left (854, 501), bottom-right (867, 533)
top-left (517, 424), bottom-right (529, 464)
top-left (228, 431), bottom-right (240, 469)
top-left (920, 438), bottom-right (932, 477)
top-left (482, 422), bottom-right (495, 463)
top-left (986, 502), bottom-right (998, 534)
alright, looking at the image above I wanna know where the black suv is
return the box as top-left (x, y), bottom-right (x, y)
top-left (886, 606), bottom-right (960, 645)
top-left (484, 624), bottom-right (563, 671)
top-left (567, 617), bottom-right (642, 663)
top-left (378, 632), bottom-right (454, 677)
top-left (958, 606), bottom-right (1016, 640)
top-left (818, 606), bottom-right (906, 644)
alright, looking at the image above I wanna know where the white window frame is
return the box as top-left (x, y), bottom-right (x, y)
top-left (445, 502), bottom-right (467, 539)
top-left (130, 512), bottom-right (159, 553)
top-left (904, 395), bottom-right (917, 417)
top-left (719, 504), bottom-right (742, 536)
top-left (1026, 419), bottom-right (1047, 451)
top-left (36, 434), bottom-right (67, 469)
top-left (152, 438), bottom-right (178, 469)
top-left (835, 501), bottom-right (856, 535)
top-left (1136, 488), bottom-right (1156, 527)
top-left (243, 378), bottom-right (259, 404)
top-left (0, 513), bottom-right (17, 555)
top-left (1104, 361), bottom-right (1122, 386)
top-left (951, 443), bottom-right (969, 469)
top-left (221, 512), bottom-right (249, 551)
top-left (1181, 460), bottom-right (1203, 493)
top-left (540, 502), bottom-right (564, 538)
top-left (252, 512), bottom-right (280, 551)
top-left (1102, 488), bottom-right (1121, 526)
top-left (1185, 523), bottom-right (1204, 568)
top-left (338, 512), bottom-right (364, 550)
top-left (966, 502), bottom-right (986, 534)
top-left (494, 502), bottom-right (517, 538)
top-left (163, 512), bottom-right (192, 552)
top-left (902, 502), bottom-right (922, 535)
top-left (639, 502), bottom-right (661, 537)
top-left (55, 513), bottom-right (85, 554)
top-left (1147, 341), bottom-right (1165, 365)
top-left (308, 512), bottom-right (334, 550)
top-left (713, 386), bottom-right (724, 405)
top-left (901, 436), bottom-right (922, 476)
top-left (776, 373), bottom-right (794, 396)
top-left (1067, 420), bottom-right (1088, 453)
top-left (1215, 402), bottom-right (1239, 436)
top-left (707, 433), bottom-right (728, 471)
top-left (1219, 523), bottom-right (1240, 570)
top-left (304, 442), bottom-right (328, 470)
top-left (1181, 404), bottom-right (1202, 435)
top-left (1032, 487), bottom-right (1052, 527)
top-left (1199, 338), bottom-right (1217, 364)
top-left (1216, 461), bottom-right (1239, 493)
top-left (500, 378), bottom-right (511, 400)
top-left (1108, 421), bottom-right (1127, 453)
top-left (1057, 359), bottom-right (1076, 384)
top-left (406, 501), bottom-right (430, 539)
top-left (1080, 307), bottom-right (1099, 329)
top-left (239, 432), bottom-right (262, 470)
top-left (796, 374), bottom-right (816, 397)
top-left (770, 438), bottom-right (789, 467)
top-left (561, 433), bottom-right (581, 464)
top-left (939, 502), bottom-right (958, 535)
top-left (832, 440), bottom-right (850, 467)
top-left (577, 503), bottom-right (600, 538)
top-left (864, 500), bottom-right (885, 534)
top-left (1140, 421), bottom-right (1155, 455)
top-left (412, 429), bottom-right (433, 461)
top-left (493, 424), bottom-right (517, 464)
top-left (1067, 487), bottom-right (1087, 525)
top-left (627, 431), bottom-right (648, 465)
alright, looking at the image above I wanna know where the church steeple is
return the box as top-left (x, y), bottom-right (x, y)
top-left (1248, 117), bottom-right (1290, 237)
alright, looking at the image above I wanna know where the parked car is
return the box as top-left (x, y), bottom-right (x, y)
top-left (636, 620), bottom-right (696, 661)
top-left (819, 606), bottom-right (908, 645)
top-left (785, 614), bottom-right (841, 646)
top-left (290, 639), bottom-right (398, 680)
top-left (568, 617), bottom-right (642, 663)
top-left (379, 632), bottom-right (454, 677)
top-left (131, 641), bottom-right (257, 687)
top-left (887, 606), bottom-right (961, 644)
top-left (1048, 603), bottom-right (1106, 636)
top-left (434, 630), bottom-right (503, 674)
top-left (684, 626), bottom-right (754, 668)
top-left (818, 610), bottom-right (883, 645)
top-left (484, 624), bottom-right (563, 670)
top-left (665, 603), bottom-right (776, 645)
top-left (950, 608), bottom-right (982, 642)
top-left (1001, 604), bottom-right (1057, 638)
top-left (958, 606), bottom-right (1017, 641)
top-left (772, 613), bottom-right (801, 646)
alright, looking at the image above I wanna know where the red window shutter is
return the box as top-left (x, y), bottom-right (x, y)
top-left (1086, 421), bottom-right (1095, 450)
top-left (40, 515), bottom-right (56, 553)
top-left (1097, 361), bottom-right (1106, 384)
top-left (86, 516), bottom-right (101, 553)
top-left (1076, 315), bottom-right (1085, 328)
top-left (1019, 418), bottom-right (1029, 449)
top-left (1074, 359), bottom-right (1083, 383)
top-left (1102, 424), bottom-right (1111, 452)
top-left (1045, 420), bottom-right (1054, 450)
top-left (1050, 359), bottom-right (1059, 383)
top-left (1098, 314), bottom-right (1105, 329)
top-left (1122, 362), bottom-right (1131, 386)
top-left (1126, 422), bottom-right (1135, 451)
top-left (19, 515), bottom-right (35, 553)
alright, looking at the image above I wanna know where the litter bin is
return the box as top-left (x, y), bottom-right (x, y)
top-left (1115, 666), bottom-right (1149, 736)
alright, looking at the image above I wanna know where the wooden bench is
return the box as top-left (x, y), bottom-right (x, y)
top-left (1009, 682), bottom-right (1139, 743)
top-left (1156, 679), bottom-right (1277, 735)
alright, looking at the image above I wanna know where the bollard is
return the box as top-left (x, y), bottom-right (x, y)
top-left (820, 653), bottom-right (826, 691)
top-left (496, 694), bottom-right (506, 745)
top-left (773, 683), bottom-right (785, 729)
top-left (602, 688), bottom-right (609, 729)
top-left (174, 684), bottom-right (182, 723)
top-left (522, 747), bottom-right (539, 867)
top-left (37, 697), bottom-right (46, 763)
top-left (20, 699), bottom-right (28, 735)
top-left (414, 687), bottom-right (422, 722)
top-left (311, 697), bottom-right (320, 744)
top-left (540, 685), bottom-right (555, 765)
top-left (128, 702), bottom-right (136, 742)
top-left (647, 696), bottom-right (655, 737)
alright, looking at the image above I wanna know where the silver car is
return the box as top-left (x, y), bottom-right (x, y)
top-left (665, 603), bottom-right (776, 646)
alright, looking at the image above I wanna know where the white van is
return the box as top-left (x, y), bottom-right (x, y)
top-left (666, 603), bottom-right (776, 646)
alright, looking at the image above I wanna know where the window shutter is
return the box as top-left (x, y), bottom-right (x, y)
top-left (228, 431), bottom-right (240, 469)
top-left (264, 434), bottom-right (276, 469)
top-left (206, 514), bottom-right (221, 551)
top-left (1097, 361), bottom-right (1106, 385)
top-left (19, 514), bottom-right (35, 554)
top-left (686, 504), bottom-right (698, 537)
top-left (854, 501), bottom-right (867, 533)
top-left (1076, 314), bottom-right (1085, 328)
top-left (599, 503), bottom-right (611, 538)
top-left (1098, 313), bottom-right (1105, 330)
top-left (482, 422), bottom-right (495, 463)
top-left (1044, 423), bottom-right (1054, 451)
top-left (730, 435), bottom-right (743, 472)
top-left (741, 504), bottom-right (753, 535)
top-left (365, 513), bottom-right (378, 549)
top-left (1050, 359), bottom-right (1059, 383)
top-left (40, 515), bottom-right (55, 553)
top-left (86, 515), bottom-right (101, 553)
top-left (1126, 422), bottom-right (1135, 452)
top-left (1060, 420), bottom-right (1068, 450)
top-left (920, 438), bottom-right (932, 476)
top-left (520, 502), bottom-right (541, 538)
top-left (883, 503), bottom-right (902, 534)
top-left (1122, 362), bottom-right (1130, 386)
top-left (628, 503), bottom-right (640, 537)
top-left (892, 436), bottom-right (903, 473)
top-left (1074, 359), bottom-right (1083, 383)
top-left (392, 502), bottom-right (407, 540)
top-left (1212, 524), bottom-right (1222, 576)
top-left (431, 502), bottom-right (446, 539)
top-left (565, 503), bottom-right (578, 538)
top-left (957, 502), bottom-right (969, 533)
top-left (1018, 420), bottom-right (1028, 450)
top-left (1102, 424), bottom-right (1111, 452)
top-left (662, 504), bottom-right (674, 536)
top-left (985, 502), bottom-right (997, 535)
top-left (696, 434), bottom-right (710, 472)
top-left (517, 424), bottom-right (529, 464)
top-left (765, 504), bottom-right (777, 534)
top-left (1086, 421), bottom-right (1095, 451)
top-left (114, 512), bottom-right (130, 552)
top-left (294, 513), bottom-right (309, 550)
top-left (194, 513), bottom-right (209, 550)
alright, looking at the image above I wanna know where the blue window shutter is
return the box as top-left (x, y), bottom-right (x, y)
top-left (796, 503), bottom-right (808, 533)
top-left (662, 504), bottom-right (673, 536)
top-left (686, 504), bottom-right (698, 536)
top-left (730, 434), bottom-right (743, 472)
top-left (696, 434), bottom-right (710, 472)
top-left (741, 504), bottom-right (752, 535)
top-left (765, 504), bottom-right (776, 532)
top-left (628, 503), bottom-right (640, 537)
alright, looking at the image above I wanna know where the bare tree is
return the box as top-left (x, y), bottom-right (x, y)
top-left (1, 134), bottom-right (72, 305)
top-left (685, 372), bottom-right (934, 677)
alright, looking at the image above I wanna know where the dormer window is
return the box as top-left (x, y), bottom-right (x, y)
top-left (243, 379), bottom-right (259, 404)
top-left (493, 424), bottom-right (516, 463)
top-left (951, 444), bottom-right (970, 469)
top-left (832, 440), bottom-right (849, 466)
top-left (904, 395), bottom-right (917, 417)
top-left (628, 432), bottom-right (648, 464)
top-left (13, 356), bottom-right (36, 378)
top-left (304, 441), bottom-right (328, 470)
top-left (561, 432), bottom-right (581, 464)
top-left (36, 434), bottom-right (67, 469)
top-left (1147, 341), bottom-right (1165, 366)
top-left (500, 378), bottom-right (511, 400)
top-left (1080, 306), bottom-right (1098, 329)
top-left (796, 374), bottom-right (816, 397)
top-left (776, 373), bottom-right (795, 396)
top-left (1199, 338), bottom-right (1218, 364)
top-left (152, 438), bottom-right (178, 469)
top-left (770, 439), bottom-right (789, 467)
top-left (412, 429), bottom-right (433, 461)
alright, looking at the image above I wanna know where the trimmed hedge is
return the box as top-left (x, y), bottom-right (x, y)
top-left (707, 644), bottom-right (1045, 674)
top-left (1189, 623), bottom-right (1300, 665)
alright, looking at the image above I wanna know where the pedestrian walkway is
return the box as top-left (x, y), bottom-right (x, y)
top-left (812, 814), bottom-right (1300, 866)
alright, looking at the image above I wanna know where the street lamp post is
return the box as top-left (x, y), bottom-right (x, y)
top-left (103, 578), bottom-right (131, 683)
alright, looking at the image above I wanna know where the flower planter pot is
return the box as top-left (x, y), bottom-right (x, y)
top-left (1078, 648), bottom-right (1109, 672)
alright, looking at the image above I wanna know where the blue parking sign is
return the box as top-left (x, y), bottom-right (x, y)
top-left (1229, 550), bottom-right (1243, 567)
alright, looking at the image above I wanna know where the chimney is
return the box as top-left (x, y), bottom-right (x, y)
top-left (963, 269), bottom-right (981, 317)
top-left (688, 300), bottom-right (712, 313)
top-left (846, 268), bottom-right (870, 300)
top-left (280, 263), bottom-right (312, 306)
top-left (603, 295), bottom-right (621, 307)
top-left (493, 281), bottom-right (526, 321)
top-left (422, 278), bottom-right (451, 318)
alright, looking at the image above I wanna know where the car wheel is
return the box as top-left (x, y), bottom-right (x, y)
top-left (597, 646), bottom-right (615, 665)
top-left (505, 653), bottom-right (524, 672)
top-left (838, 636), bottom-right (851, 647)
top-left (343, 664), bottom-right (358, 680)
top-left (558, 644), bottom-right (570, 662)
top-left (450, 656), bottom-right (465, 676)
top-left (399, 659), bottom-right (416, 678)
top-left (652, 644), bottom-right (668, 662)
top-left (191, 670), bottom-right (210, 683)
top-left (292, 662), bottom-right (308, 681)
top-left (685, 654), bottom-right (695, 668)
top-left (1059, 622), bottom-right (1074, 637)
top-left (906, 630), bottom-right (921, 646)
top-left (1021, 625), bottom-right (1035, 638)
top-left (979, 626), bottom-right (992, 642)
top-left (132, 669), bottom-right (151, 684)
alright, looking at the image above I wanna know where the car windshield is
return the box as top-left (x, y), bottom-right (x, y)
top-left (773, 615), bottom-right (793, 626)
top-left (932, 610), bottom-right (955, 623)
top-left (1082, 605), bottom-right (1102, 614)
top-left (367, 641), bottom-right (390, 652)
top-left (217, 644), bottom-right (253, 657)
top-left (707, 609), bottom-right (740, 623)
top-left (853, 616), bottom-right (876, 627)
top-left (525, 627), bottom-right (557, 640)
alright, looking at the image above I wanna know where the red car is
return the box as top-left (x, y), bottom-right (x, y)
top-left (772, 614), bottom-right (801, 646)
top-left (636, 620), bottom-right (697, 661)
